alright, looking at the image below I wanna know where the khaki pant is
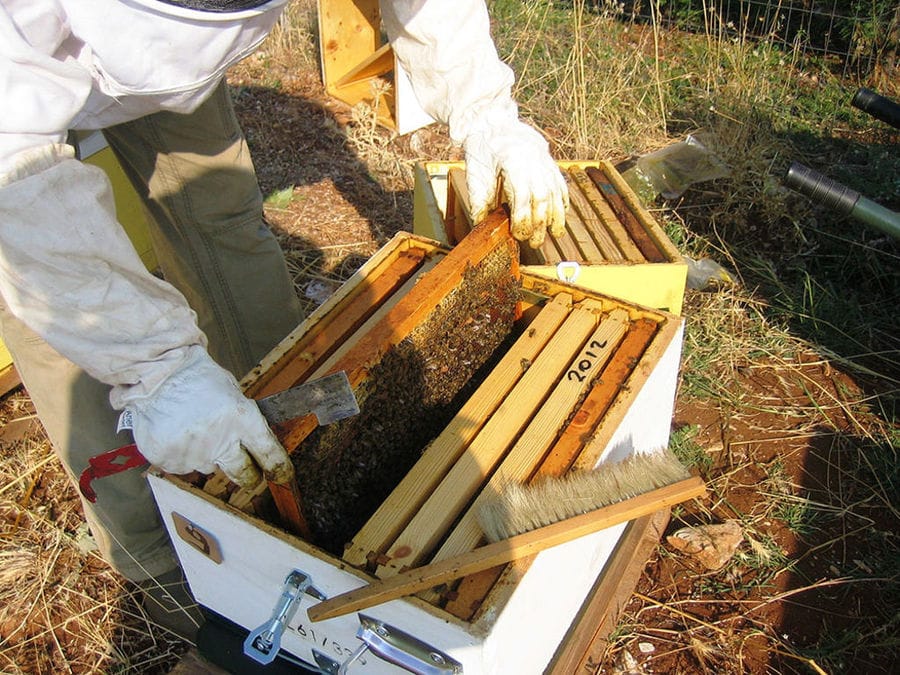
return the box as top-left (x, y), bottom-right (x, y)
top-left (0, 82), bottom-right (303, 581)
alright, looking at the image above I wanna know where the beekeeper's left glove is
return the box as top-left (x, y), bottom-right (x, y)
top-left (380, 0), bottom-right (568, 249)
top-left (124, 347), bottom-right (294, 488)
top-left (464, 111), bottom-right (568, 248)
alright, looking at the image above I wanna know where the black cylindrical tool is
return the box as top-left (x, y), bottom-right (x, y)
top-left (784, 163), bottom-right (900, 240)
top-left (851, 87), bottom-right (900, 130)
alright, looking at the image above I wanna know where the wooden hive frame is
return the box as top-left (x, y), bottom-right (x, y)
top-left (338, 271), bottom-right (685, 623)
top-left (227, 213), bottom-right (520, 543)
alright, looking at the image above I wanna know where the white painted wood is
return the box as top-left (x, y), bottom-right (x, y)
top-left (149, 474), bottom-right (480, 673)
top-left (477, 522), bottom-right (628, 673)
top-left (150, 470), bottom-right (635, 674)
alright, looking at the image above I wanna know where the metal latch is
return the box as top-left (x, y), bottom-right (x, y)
top-left (243, 570), bottom-right (326, 665)
top-left (338, 614), bottom-right (462, 674)
top-left (311, 650), bottom-right (340, 674)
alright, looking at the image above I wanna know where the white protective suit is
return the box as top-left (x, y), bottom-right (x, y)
top-left (0, 0), bottom-right (567, 487)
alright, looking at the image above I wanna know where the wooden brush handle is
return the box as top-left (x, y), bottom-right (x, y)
top-left (306, 476), bottom-right (706, 622)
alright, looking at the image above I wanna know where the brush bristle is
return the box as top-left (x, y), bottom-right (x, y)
top-left (477, 448), bottom-right (691, 542)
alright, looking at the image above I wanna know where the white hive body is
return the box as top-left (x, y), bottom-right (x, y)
top-left (149, 229), bottom-right (686, 674)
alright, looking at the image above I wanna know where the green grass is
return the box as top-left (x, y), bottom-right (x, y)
top-left (669, 423), bottom-right (714, 474)
top-left (263, 185), bottom-right (297, 208)
top-left (772, 493), bottom-right (825, 538)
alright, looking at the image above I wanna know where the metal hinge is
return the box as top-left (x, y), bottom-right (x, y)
top-left (338, 614), bottom-right (462, 674)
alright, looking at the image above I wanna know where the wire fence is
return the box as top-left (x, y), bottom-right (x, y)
top-left (603, 0), bottom-right (899, 78)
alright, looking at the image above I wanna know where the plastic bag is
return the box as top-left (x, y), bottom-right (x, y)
top-left (622, 134), bottom-right (730, 200)
top-left (684, 256), bottom-right (735, 290)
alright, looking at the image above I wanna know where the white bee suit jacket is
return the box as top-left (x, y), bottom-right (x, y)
top-left (0, 0), bottom-right (545, 409)
top-left (0, 0), bottom-right (289, 172)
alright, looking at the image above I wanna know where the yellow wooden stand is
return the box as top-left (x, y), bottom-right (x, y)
top-left (0, 342), bottom-right (17, 398)
top-left (317, 0), bottom-right (434, 135)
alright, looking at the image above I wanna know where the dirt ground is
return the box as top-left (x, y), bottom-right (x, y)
top-left (640, 354), bottom-right (896, 674)
top-left (0, 53), bottom-right (896, 675)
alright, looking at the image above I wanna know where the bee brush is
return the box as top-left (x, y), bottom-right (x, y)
top-left (306, 449), bottom-right (705, 622)
top-left (478, 447), bottom-right (695, 542)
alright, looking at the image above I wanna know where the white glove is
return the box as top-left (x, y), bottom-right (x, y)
top-left (380, 1), bottom-right (568, 249)
top-left (125, 347), bottom-right (294, 488)
top-left (464, 114), bottom-right (569, 248)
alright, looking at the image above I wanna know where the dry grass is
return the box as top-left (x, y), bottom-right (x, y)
top-left (496, 1), bottom-right (672, 158)
top-left (1, 1), bottom-right (896, 672)
top-left (257, 0), bottom-right (319, 70)
top-left (0, 394), bottom-right (189, 673)
top-left (624, 285), bottom-right (898, 672)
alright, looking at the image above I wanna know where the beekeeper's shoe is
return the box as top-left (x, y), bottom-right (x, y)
top-left (138, 567), bottom-right (205, 643)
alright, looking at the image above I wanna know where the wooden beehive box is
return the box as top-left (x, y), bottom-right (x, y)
top-left (317, 0), bottom-right (434, 135)
top-left (414, 160), bottom-right (688, 315)
top-left (147, 216), bottom-right (685, 673)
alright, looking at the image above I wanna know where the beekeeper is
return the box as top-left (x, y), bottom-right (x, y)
top-left (0, 0), bottom-right (567, 641)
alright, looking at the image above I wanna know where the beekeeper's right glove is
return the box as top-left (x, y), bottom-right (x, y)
top-left (462, 110), bottom-right (568, 248)
top-left (123, 346), bottom-right (293, 487)
top-left (0, 146), bottom-right (291, 488)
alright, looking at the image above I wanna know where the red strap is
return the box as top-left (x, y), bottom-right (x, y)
top-left (78, 444), bottom-right (148, 503)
